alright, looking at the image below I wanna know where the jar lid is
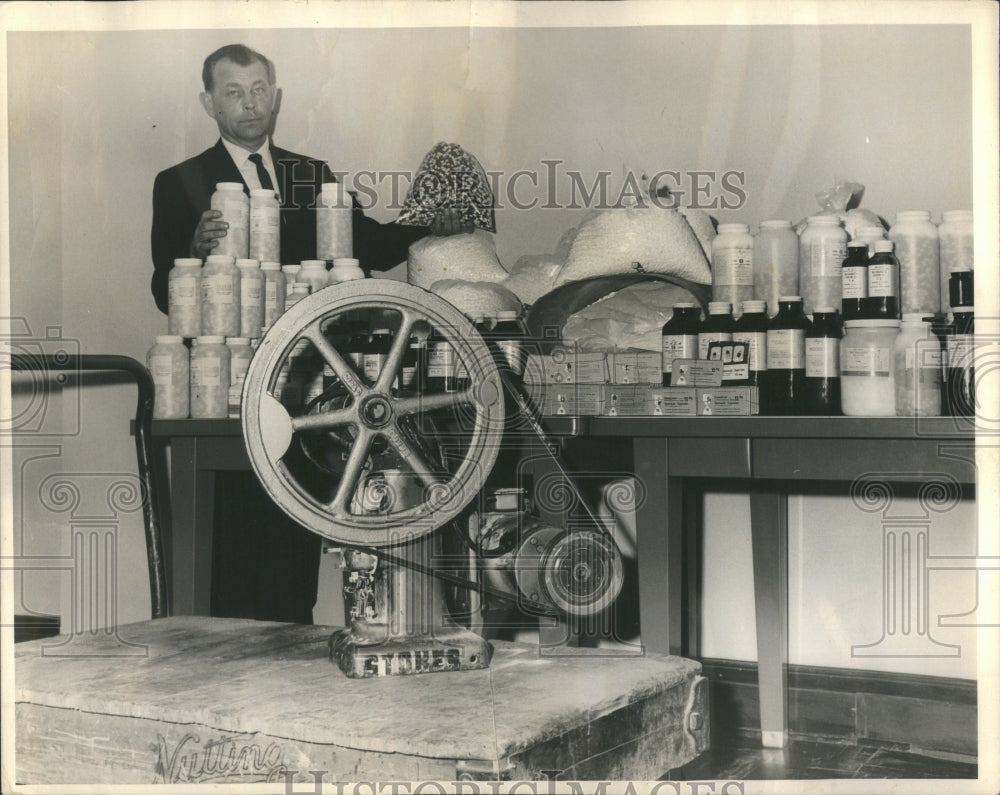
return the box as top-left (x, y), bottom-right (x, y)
top-left (895, 210), bottom-right (932, 221)
top-left (332, 258), bottom-right (361, 269)
top-left (260, 261), bottom-right (281, 271)
top-left (205, 254), bottom-right (235, 265)
top-left (235, 258), bottom-right (260, 268)
top-left (497, 310), bottom-right (518, 320)
top-left (873, 240), bottom-right (894, 253)
top-left (778, 295), bottom-right (802, 302)
top-left (197, 335), bottom-right (226, 344)
top-left (741, 300), bottom-right (766, 313)
top-left (717, 223), bottom-right (750, 234)
top-left (249, 188), bottom-right (277, 198)
top-left (707, 301), bottom-right (732, 314)
top-left (807, 214), bottom-right (841, 225)
top-left (281, 264), bottom-right (301, 273)
top-left (300, 260), bottom-right (327, 269)
top-left (843, 319), bottom-right (901, 328)
top-left (291, 283), bottom-right (310, 293)
top-left (672, 302), bottom-right (696, 309)
top-left (226, 337), bottom-right (250, 345)
top-left (155, 335), bottom-right (184, 344)
top-left (813, 307), bottom-right (837, 314)
top-left (758, 220), bottom-right (791, 229)
top-left (172, 258), bottom-right (203, 267)
top-left (215, 182), bottom-right (244, 192)
top-left (847, 240), bottom-right (868, 248)
top-left (942, 209), bottom-right (973, 222)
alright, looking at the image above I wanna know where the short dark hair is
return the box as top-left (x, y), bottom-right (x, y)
top-left (202, 44), bottom-right (275, 91)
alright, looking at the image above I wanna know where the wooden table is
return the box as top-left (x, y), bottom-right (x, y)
top-left (149, 415), bottom-right (978, 749)
top-left (15, 616), bottom-right (707, 783)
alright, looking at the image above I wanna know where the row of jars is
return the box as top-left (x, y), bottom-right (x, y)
top-left (167, 255), bottom-right (366, 339)
top-left (661, 293), bottom-right (975, 417)
top-left (713, 209), bottom-right (973, 318)
top-left (210, 180), bottom-right (353, 262)
top-left (147, 335), bottom-right (253, 419)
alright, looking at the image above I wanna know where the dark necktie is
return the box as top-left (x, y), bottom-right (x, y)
top-left (248, 153), bottom-right (275, 192)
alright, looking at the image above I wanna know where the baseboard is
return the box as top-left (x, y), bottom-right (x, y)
top-left (700, 658), bottom-right (977, 757)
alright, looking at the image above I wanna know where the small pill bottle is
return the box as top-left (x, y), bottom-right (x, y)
top-left (799, 215), bottom-right (848, 317)
top-left (260, 261), bottom-right (286, 330)
top-left (226, 337), bottom-right (253, 418)
top-left (249, 188), bottom-right (280, 263)
top-left (317, 182), bottom-right (354, 261)
top-left (298, 259), bottom-right (329, 293)
top-left (190, 335), bottom-right (231, 419)
top-left (210, 182), bottom-right (249, 259)
top-left (167, 258), bottom-right (203, 338)
top-left (329, 257), bottom-right (366, 284)
top-left (236, 258), bottom-right (265, 338)
top-left (201, 254), bottom-right (241, 337)
top-left (711, 223), bottom-right (754, 312)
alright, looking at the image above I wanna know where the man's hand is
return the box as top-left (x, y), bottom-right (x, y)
top-left (190, 210), bottom-right (229, 259)
top-left (429, 208), bottom-right (475, 236)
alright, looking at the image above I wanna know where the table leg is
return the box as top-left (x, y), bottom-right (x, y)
top-left (749, 485), bottom-right (788, 748)
top-left (168, 438), bottom-right (215, 615)
top-left (634, 438), bottom-right (683, 656)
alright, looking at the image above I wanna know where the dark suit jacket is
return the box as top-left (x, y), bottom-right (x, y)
top-left (150, 139), bottom-right (428, 312)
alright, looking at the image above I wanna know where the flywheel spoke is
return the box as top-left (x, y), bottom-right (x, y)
top-left (303, 320), bottom-right (365, 397)
top-left (291, 406), bottom-right (356, 433)
top-left (328, 427), bottom-right (373, 514)
top-left (374, 311), bottom-right (417, 394)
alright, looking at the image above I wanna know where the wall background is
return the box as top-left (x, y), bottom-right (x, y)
top-left (4, 11), bottom-right (990, 681)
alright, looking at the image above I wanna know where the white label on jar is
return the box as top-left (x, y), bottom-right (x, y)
top-left (202, 274), bottom-right (234, 304)
top-left (869, 264), bottom-right (898, 297)
top-left (811, 242), bottom-right (846, 277)
top-left (149, 353), bottom-right (174, 384)
top-left (224, 198), bottom-right (249, 226)
top-left (241, 280), bottom-right (262, 303)
top-left (250, 207), bottom-right (279, 231)
top-left (363, 353), bottom-right (386, 381)
top-left (265, 281), bottom-right (278, 303)
top-left (767, 328), bottom-right (805, 369)
top-left (662, 334), bottom-right (698, 368)
top-left (946, 335), bottom-right (974, 369)
top-left (716, 247), bottom-right (754, 286)
top-left (905, 348), bottom-right (943, 370)
top-left (401, 365), bottom-right (416, 387)
top-left (698, 332), bottom-right (731, 360)
top-left (191, 357), bottom-right (223, 386)
top-left (806, 337), bottom-right (839, 377)
top-left (734, 331), bottom-right (767, 372)
top-left (231, 358), bottom-right (250, 385)
top-left (842, 346), bottom-right (892, 377)
top-left (427, 342), bottom-right (453, 377)
top-left (169, 276), bottom-right (198, 306)
top-left (842, 267), bottom-right (867, 299)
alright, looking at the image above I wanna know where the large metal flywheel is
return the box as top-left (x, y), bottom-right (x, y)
top-left (241, 280), bottom-right (505, 547)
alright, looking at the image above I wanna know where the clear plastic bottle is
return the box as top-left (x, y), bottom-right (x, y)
top-left (200, 254), bottom-right (241, 337)
top-left (840, 242), bottom-right (870, 322)
top-left (733, 299), bottom-right (768, 387)
top-left (147, 335), bottom-right (189, 419)
top-left (753, 220), bottom-right (798, 317)
top-left (281, 265), bottom-right (301, 296)
top-left (799, 215), bottom-right (848, 317)
top-left (167, 258), bottom-right (203, 338)
top-left (866, 240), bottom-right (901, 320)
top-left (226, 337), bottom-right (253, 418)
top-left (260, 261), bottom-right (286, 330)
top-left (190, 335), bottom-right (231, 419)
top-left (317, 182), bottom-right (354, 261)
top-left (894, 314), bottom-right (941, 417)
top-left (298, 259), bottom-right (329, 293)
top-left (249, 188), bottom-right (280, 263)
top-left (285, 282), bottom-right (310, 311)
top-left (840, 320), bottom-right (899, 417)
top-left (853, 224), bottom-right (886, 255)
top-left (210, 182), bottom-right (249, 260)
top-left (938, 210), bottom-right (973, 314)
top-left (711, 223), bottom-right (754, 313)
top-left (661, 303), bottom-right (701, 385)
top-left (766, 296), bottom-right (808, 415)
top-left (329, 257), bottom-right (366, 284)
top-left (698, 301), bottom-right (734, 359)
top-left (888, 210), bottom-right (939, 315)
top-left (236, 259), bottom-right (265, 339)
top-left (804, 308), bottom-right (841, 415)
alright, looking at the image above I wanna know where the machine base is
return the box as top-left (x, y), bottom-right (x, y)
top-left (330, 624), bottom-right (493, 678)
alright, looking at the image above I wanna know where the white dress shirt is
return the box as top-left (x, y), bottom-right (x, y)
top-left (221, 138), bottom-right (280, 199)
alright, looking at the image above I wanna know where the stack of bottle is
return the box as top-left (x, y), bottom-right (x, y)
top-left (149, 182), bottom-right (368, 420)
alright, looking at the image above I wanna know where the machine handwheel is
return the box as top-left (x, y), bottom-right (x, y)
top-left (241, 280), bottom-right (504, 547)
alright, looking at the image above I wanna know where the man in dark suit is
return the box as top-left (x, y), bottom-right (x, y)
top-left (150, 43), bottom-right (453, 312)
top-left (149, 44), bottom-right (466, 623)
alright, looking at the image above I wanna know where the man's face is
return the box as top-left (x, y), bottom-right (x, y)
top-left (200, 58), bottom-right (276, 151)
